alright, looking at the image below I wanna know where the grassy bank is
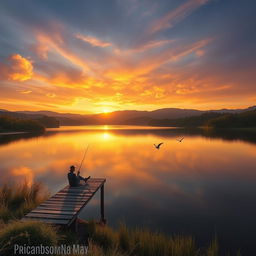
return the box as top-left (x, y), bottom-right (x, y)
top-left (0, 182), bottom-right (49, 222)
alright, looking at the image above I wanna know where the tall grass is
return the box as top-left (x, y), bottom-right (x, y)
top-left (87, 241), bottom-right (128, 256)
top-left (0, 220), bottom-right (58, 256)
top-left (0, 181), bottom-right (49, 222)
top-left (89, 222), bottom-right (198, 256)
top-left (207, 236), bottom-right (219, 256)
top-left (87, 222), bottom-right (242, 256)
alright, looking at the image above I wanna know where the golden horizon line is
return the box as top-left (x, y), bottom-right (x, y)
top-left (1, 105), bottom-right (255, 116)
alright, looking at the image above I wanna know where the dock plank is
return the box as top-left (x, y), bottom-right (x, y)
top-left (50, 197), bottom-right (91, 202)
top-left (53, 192), bottom-right (90, 196)
top-left (38, 205), bottom-right (80, 211)
top-left (26, 213), bottom-right (73, 220)
top-left (52, 194), bottom-right (91, 199)
top-left (46, 198), bottom-right (89, 204)
top-left (39, 204), bottom-right (83, 209)
top-left (23, 217), bottom-right (69, 225)
top-left (42, 200), bottom-right (84, 205)
top-left (31, 209), bottom-right (76, 215)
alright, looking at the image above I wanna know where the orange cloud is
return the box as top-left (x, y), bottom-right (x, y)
top-left (195, 49), bottom-right (205, 57)
top-left (19, 29), bottom-right (216, 113)
top-left (19, 90), bottom-right (33, 94)
top-left (33, 43), bottom-right (49, 60)
top-left (3, 24), bottom-right (252, 113)
top-left (33, 26), bottom-right (212, 96)
top-left (46, 93), bottom-right (56, 98)
top-left (76, 33), bottom-right (111, 48)
top-left (34, 70), bottom-right (88, 89)
top-left (0, 54), bottom-right (33, 81)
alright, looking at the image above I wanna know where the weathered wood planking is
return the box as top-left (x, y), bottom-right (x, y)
top-left (22, 178), bottom-right (106, 226)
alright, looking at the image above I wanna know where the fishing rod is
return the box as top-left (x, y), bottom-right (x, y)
top-left (78, 144), bottom-right (90, 173)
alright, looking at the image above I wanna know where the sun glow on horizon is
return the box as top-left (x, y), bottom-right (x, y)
top-left (103, 108), bottom-right (111, 114)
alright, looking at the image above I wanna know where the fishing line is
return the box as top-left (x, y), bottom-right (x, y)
top-left (78, 144), bottom-right (90, 173)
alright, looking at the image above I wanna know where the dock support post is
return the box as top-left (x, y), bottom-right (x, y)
top-left (100, 184), bottom-right (106, 224)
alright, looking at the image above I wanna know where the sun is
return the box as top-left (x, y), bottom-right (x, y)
top-left (103, 108), bottom-right (110, 113)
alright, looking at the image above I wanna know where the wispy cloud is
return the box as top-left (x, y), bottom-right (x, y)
top-left (114, 39), bottom-right (176, 55)
top-left (36, 33), bottom-right (91, 72)
top-left (18, 90), bottom-right (33, 94)
top-left (105, 37), bottom-right (213, 80)
top-left (76, 33), bottom-right (112, 48)
top-left (148, 0), bottom-right (209, 34)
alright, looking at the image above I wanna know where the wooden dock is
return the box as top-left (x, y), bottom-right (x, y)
top-left (23, 178), bottom-right (106, 226)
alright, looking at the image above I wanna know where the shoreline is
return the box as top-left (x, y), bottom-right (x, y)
top-left (0, 131), bottom-right (28, 135)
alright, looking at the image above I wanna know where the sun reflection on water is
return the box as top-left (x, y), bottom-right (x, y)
top-left (102, 132), bottom-right (111, 140)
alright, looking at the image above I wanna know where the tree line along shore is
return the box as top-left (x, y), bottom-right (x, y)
top-left (0, 115), bottom-right (59, 133)
top-left (149, 109), bottom-right (256, 128)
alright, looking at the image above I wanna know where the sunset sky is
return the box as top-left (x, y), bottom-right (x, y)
top-left (0, 0), bottom-right (255, 114)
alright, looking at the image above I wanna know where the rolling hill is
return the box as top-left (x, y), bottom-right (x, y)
top-left (0, 106), bottom-right (255, 126)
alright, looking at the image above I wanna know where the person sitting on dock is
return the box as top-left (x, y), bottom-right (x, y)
top-left (68, 165), bottom-right (90, 187)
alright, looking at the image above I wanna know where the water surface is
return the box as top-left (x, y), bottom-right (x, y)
top-left (1, 126), bottom-right (256, 255)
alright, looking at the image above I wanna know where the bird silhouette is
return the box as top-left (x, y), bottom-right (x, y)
top-left (176, 137), bottom-right (184, 142)
top-left (154, 142), bottom-right (163, 149)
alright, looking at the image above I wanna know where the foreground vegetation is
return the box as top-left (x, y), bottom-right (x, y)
top-left (0, 182), bottom-right (49, 222)
top-left (0, 220), bottom-right (241, 256)
top-left (0, 221), bottom-right (58, 256)
top-left (87, 222), bottom-right (222, 256)
top-left (0, 182), bottom-right (241, 255)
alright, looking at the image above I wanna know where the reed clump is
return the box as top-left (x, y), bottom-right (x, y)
top-left (0, 181), bottom-right (49, 222)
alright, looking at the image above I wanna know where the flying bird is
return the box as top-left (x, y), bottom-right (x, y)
top-left (176, 137), bottom-right (184, 142)
top-left (154, 142), bottom-right (163, 149)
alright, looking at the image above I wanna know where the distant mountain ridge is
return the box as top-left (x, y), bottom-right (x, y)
top-left (16, 110), bottom-right (89, 120)
top-left (0, 106), bottom-right (255, 126)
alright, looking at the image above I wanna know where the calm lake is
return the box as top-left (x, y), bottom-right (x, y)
top-left (1, 126), bottom-right (256, 254)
